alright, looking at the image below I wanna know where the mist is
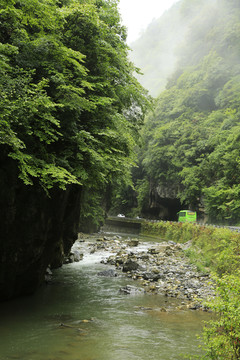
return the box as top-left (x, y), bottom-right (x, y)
top-left (129, 0), bottom-right (238, 98)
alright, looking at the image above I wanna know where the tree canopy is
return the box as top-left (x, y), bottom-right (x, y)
top-left (0, 0), bottom-right (149, 224)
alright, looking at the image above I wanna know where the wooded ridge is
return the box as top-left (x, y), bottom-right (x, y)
top-left (116, 0), bottom-right (240, 225)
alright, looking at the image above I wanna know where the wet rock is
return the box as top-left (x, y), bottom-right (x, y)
top-left (97, 269), bottom-right (117, 277)
top-left (96, 237), bottom-right (105, 242)
top-left (127, 239), bottom-right (139, 247)
top-left (119, 285), bottom-right (145, 295)
top-left (115, 251), bottom-right (128, 264)
top-left (139, 254), bottom-right (149, 261)
top-left (68, 254), bottom-right (75, 263)
top-left (46, 266), bottom-right (52, 275)
top-left (72, 250), bottom-right (83, 262)
top-left (113, 235), bottom-right (122, 240)
top-left (142, 272), bottom-right (164, 282)
top-left (122, 259), bottom-right (139, 272)
top-left (148, 243), bottom-right (173, 255)
top-left (63, 250), bottom-right (83, 264)
top-left (106, 255), bottom-right (118, 265)
top-left (45, 266), bottom-right (53, 283)
top-left (187, 301), bottom-right (202, 310)
top-left (148, 248), bottom-right (161, 255)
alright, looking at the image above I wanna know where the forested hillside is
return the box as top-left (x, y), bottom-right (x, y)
top-left (118, 0), bottom-right (240, 224)
top-left (0, 0), bottom-right (149, 300)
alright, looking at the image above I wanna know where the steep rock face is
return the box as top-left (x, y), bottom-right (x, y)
top-left (0, 159), bottom-right (81, 301)
top-left (145, 183), bottom-right (204, 221)
top-left (143, 183), bottom-right (183, 221)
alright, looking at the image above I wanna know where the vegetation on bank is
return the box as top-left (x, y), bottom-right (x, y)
top-left (141, 220), bottom-right (240, 359)
top-left (202, 273), bottom-right (240, 360)
top-left (141, 221), bottom-right (240, 275)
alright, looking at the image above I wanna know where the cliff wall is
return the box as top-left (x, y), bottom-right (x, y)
top-left (0, 158), bottom-right (81, 301)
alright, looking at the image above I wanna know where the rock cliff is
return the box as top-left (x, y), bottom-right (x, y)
top-left (143, 182), bottom-right (183, 221)
top-left (0, 158), bottom-right (81, 301)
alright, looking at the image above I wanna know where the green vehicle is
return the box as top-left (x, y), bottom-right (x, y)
top-left (177, 210), bottom-right (197, 223)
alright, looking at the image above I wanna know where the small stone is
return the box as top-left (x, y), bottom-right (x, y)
top-left (127, 239), bottom-right (139, 247)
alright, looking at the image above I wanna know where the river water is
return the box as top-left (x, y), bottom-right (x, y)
top-left (0, 233), bottom-right (212, 360)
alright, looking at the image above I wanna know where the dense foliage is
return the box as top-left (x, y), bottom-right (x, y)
top-left (131, 0), bottom-right (240, 224)
top-left (202, 273), bottom-right (240, 360)
top-left (0, 0), bottom-right (149, 227)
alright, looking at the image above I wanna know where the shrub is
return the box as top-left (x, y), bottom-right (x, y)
top-left (201, 272), bottom-right (240, 359)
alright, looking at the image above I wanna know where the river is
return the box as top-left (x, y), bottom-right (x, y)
top-left (0, 232), bottom-right (212, 360)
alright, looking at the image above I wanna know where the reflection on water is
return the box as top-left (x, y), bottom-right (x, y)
top-left (0, 234), bottom-right (212, 360)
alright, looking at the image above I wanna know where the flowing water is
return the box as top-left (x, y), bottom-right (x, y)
top-left (0, 233), bottom-right (212, 360)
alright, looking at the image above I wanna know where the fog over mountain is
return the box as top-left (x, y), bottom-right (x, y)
top-left (129, 1), bottom-right (183, 97)
top-left (129, 0), bottom-right (226, 97)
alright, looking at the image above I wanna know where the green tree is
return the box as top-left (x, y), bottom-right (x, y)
top-left (134, 0), bottom-right (240, 222)
top-left (0, 0), bottom-right (150, 226)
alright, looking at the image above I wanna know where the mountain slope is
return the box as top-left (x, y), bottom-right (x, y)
top-left (130, 0), bottom-right (240, 223)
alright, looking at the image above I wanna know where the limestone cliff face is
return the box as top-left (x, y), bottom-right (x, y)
top-left (154, 184), bottom-right (180, 200)
top-left (0, 159), bottom-right (81, 301)
top-left (144, 182), bottom-right (183, 220)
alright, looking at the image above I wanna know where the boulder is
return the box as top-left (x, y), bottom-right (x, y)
top-left (119, 285), bottom-right (145, 295)
top-left (73, 250), bottom-right (83, 262)
top-left (127, 239), bottom-right (139, 247)
top-left (122, 259), bottom-right (139, 272)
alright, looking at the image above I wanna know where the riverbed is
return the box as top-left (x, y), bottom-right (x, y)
top-left (0, 233), bottom-right (213, 360)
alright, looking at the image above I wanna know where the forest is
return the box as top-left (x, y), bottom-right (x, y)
top-left (117, 0), bottom-right (240, 225)
top-left (0, 0), bottom-right (149, 226)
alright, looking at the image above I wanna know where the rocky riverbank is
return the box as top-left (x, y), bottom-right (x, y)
top-left (67, 233), bottom-right (214, 311)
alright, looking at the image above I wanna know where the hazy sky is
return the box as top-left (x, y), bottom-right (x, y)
top-left (118, 0), bottom-right (180, 43)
